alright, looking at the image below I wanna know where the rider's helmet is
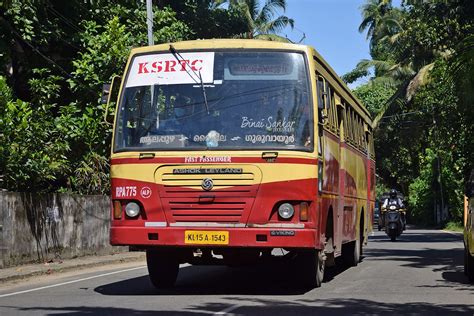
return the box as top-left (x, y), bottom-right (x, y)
top-left (389, 189), bottom-right (397, 199)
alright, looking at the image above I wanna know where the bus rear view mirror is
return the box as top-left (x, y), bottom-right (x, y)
top-left (103, 76), bottom-right (122, 125)
top-left (101, 84), bottom-right (111, 105)
top-left (319, 108), bottom-right (329, 126)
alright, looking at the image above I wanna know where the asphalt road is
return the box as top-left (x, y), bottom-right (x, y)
top-left (0, 228), bottom-right (472, 315)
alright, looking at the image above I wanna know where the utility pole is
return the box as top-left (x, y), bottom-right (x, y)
top-left (146, 0), bottom-right (154, 46)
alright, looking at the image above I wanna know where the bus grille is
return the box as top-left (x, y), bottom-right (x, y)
top-left (162, 197), bottom-right (254, 223)
top-left (156, 165), bottom-right (262, 224)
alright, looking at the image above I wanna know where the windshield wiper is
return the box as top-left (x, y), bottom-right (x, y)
top-left (169, 45), bottom-right (210, 115)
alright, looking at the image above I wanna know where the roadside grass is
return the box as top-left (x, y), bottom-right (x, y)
top-left (442, 221), bottom-right (464, 232)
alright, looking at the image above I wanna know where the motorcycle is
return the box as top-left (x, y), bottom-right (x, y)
top-left (384, 204), bottom-right (404, 241)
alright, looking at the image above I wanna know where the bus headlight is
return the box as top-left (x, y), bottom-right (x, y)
top-left (125, 202), bottom-right (140, 218)
top-left (278, 203), bottom-right (294, 219)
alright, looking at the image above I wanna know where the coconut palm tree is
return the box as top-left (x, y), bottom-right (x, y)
top-left (226, 0), bottom-right (294, 41)
top-left (359, 0), bottom-right (393, 44)
top-left (354, 0), bottom-right (449, 127)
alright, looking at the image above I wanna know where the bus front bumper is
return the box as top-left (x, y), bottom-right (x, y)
top-left (110, 226), bottom-right (318, 249)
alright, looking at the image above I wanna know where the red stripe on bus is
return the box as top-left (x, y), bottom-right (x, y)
top-left (110, 157), bottom-right (318, 165)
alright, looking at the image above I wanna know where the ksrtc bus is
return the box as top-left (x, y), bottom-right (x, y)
top-left (107, 39), bottom-right (375, 288)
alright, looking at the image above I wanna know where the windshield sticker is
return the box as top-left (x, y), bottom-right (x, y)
top-left (241, 116), bottom-right (296, 133)
top-left (126, 52), bottom-right (215, 88)
top-left (140, 187), bottom-right (152, 199)
top-left (184, 156), bottom-right (232, 163)
top-left (193, 133), bottom-right (227, 143)
top-left (206, 130), bottom-right (220, 147)
top-left (140, 135), bottom-right (186, 145)
top-left (245, 134), bottom-right (295, 144)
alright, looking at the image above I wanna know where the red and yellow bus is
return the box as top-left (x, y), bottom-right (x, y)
top-left (108, 39), bottom-right (375, 288)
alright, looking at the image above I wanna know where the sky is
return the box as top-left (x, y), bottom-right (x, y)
top-left (282, 0), bottom-right (371, 84)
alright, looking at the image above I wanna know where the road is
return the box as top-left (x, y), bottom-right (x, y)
top-left (0, 228), bottom-right (472, 315)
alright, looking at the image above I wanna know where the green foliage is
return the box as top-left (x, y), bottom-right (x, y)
top-left (353, 0), bottom-right (473, 225)
top-left (0, 76), bottom-right (12, 106)
top-left (442, 221), bottom-right (463, 232)
top-left (71, 151), bottom-right (110, 195)
top-left (1, 98), bottom-right (71, 191)
top-left (353, 81), bottom-right (396, 116)
top-left (155, 1), bottom-right (247, 39)
top-left (0, 1), bottom-right (251, 194)
top-left (226, 0), bottom-right (294, 40)
top-left (376, 182), bottom-right (390, 200)
top-left (408, 148), bottom-right (436, 225)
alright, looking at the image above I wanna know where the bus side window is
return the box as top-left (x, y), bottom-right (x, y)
top-left (333, 94), bottom-right (342, 135)
top-left (337, 102), bottom-right (344, 140)
top-left (345, 107), bottom-right (353, 145)
top-left (352, 111), bottom-right (357, 146)
top-left (316, 75), bottom-right (328, 125)
top-left (324, 81), bottom-right (335, 133)
top-left (355, 115), bottom-right (362, 149)
top-left (316, 76), bottom-right (324, 110)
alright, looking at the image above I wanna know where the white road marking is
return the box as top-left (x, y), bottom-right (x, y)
top-left (214, 304), bottom-right (241, 315)
top-left (0, 266), bottom-right (146, 298)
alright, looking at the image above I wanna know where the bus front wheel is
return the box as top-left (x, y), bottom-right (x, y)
top-left (146, 249), bottom-right (179, 289)
top-left (466, 247), bottom-right (474, 282)
top-left (295, 250), bottom-right (325, 288)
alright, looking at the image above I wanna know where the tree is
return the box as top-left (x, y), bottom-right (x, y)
top-left (0, 0), bottom-right (263, 193)
top-left (350, 0), bottom-right (474, 224)
top-left (226, 0), bottom-right (294, 41)
top-left (0, 1), bottom-right (193, 193)
top-left (155, 0), bottom-right (248, 39)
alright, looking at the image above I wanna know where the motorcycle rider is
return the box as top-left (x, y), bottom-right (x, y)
top-left (382, 189), bottom-right (406, 230)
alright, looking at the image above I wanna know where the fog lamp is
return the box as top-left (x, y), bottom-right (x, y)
top-left (125, 202), bottom-right (140, 218)
top-left (278, 203), bottom-right (294, 219)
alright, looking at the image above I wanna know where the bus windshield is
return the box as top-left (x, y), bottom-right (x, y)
top-left (114, 50), bottom-right (313, 152)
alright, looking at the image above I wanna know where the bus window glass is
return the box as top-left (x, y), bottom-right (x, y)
top-left (115, 51), bottom-right (313, 152)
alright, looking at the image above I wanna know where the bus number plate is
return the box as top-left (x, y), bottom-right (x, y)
top-left (184, 231), bottom-right (229, 245)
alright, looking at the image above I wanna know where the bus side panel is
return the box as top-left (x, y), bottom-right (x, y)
top-left (322, 131), bottom-right (343, 252)
top-left (368, 159), bottom-right (376, 233)
top-left (341, 143), bottom-right (367, 242)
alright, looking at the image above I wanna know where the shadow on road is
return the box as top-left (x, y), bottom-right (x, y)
top-left (94, 259), bottom-right (353, 296)
top-left (92, 229), bottom-right (471, 297)
top-left (368, 231), bottom-right (462, 243)
top-left (8, 298), bottom-right (474, 315)
top-left (367, 229), bottom-right (472, 290)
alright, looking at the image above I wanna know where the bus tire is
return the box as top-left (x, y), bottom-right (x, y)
top-left (146, 249), bottom-right (179, 288)
top-left (342, 235), bottom-right (360, 267)
top-left (464, 247), bottom-right (468, 276)
top-left (466, 247), bottom-right (474, 282)
top-left (295, 250), bottom-right (325, 288)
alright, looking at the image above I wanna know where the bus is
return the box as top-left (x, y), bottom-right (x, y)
top-left (106, 39), bottom-right (375, 289)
